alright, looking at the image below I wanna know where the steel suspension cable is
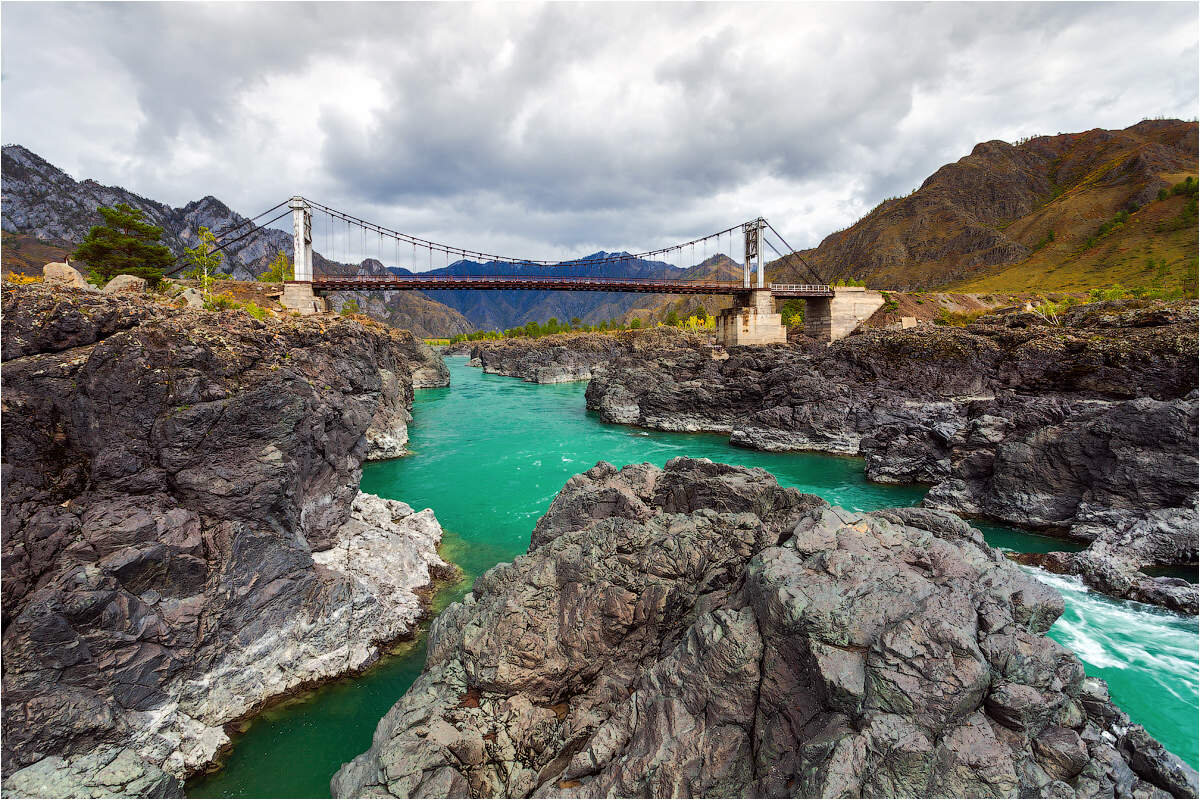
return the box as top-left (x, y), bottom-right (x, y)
top-left (301, 197), bottom-right (749, 270)
top-left (763, 220), bottom-right (827, 285)
top-left (212, 199), bottom-right (289, 241)
top-left (164, 209), bottom-right (292, 276)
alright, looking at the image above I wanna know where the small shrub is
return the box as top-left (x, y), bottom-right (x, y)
top-left (203, 292), bottom-right (239, 311)
top-left (934, 308), bottom-right (987, 327)
top-left (242, 302), bottom-right (269, 321)
top-left (1031, 230), bottom-right (1055, 252)
top-left (6, 272), bottom-right (42, 285)
top-left (340, 299), bottom-right (361, 316)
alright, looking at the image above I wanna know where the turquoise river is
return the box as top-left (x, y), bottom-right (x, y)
top-left (188, 357), bottom-right (1199, 798)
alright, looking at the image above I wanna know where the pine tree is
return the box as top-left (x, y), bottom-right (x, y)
top-left (72, 203), bottom-right (173, 284)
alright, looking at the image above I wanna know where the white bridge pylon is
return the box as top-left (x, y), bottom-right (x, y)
top-left (289, 196), bottom-right (313, 282)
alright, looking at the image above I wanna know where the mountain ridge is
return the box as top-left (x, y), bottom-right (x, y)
top-left (783, 119), bottom-right (1198, 293)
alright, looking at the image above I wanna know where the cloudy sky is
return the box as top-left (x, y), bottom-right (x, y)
top-left (3, 2), bottom-right (1197, 266)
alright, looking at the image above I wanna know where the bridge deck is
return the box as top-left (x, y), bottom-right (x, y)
top-left (306, 276), bottom-right (834, 297)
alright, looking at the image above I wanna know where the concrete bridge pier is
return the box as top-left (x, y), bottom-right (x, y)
top-left (281, 281), bottom-right (328, 314)
top-left (804, 287), bottom-right (885, 342)
top-left (715, 289), bottom-right (787, 346)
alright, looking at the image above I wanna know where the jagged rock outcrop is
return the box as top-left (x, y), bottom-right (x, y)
top-left (362, 331), bottom-right (450, 461)
top-left (471, 328), bottom-right (708, 384)
top-left (1, 284), bottom-right (453, 796)
top-left (332, 459), bottom-right (1197, 798)
top-left (585, 300), bottom-right (1199, 612)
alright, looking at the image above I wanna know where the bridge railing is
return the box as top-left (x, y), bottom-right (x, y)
top-left (305, 274), bottom-right (837, 296)
top-left (312, 274), bottom-right (748, 288)
top-left (768, 283), bottom-right (833, 293)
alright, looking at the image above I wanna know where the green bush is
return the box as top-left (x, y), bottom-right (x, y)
top-left (1031, 230), bottom-right (1055, 252)
top-left (202, 292), bottom-right (239, 311)
top-left (934, 308), bottom-right (987, 327)
top-left (243, 302), bottom-right (269, 321)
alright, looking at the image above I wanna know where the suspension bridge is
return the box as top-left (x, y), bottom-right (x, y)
top-left (188, 197), bottom-right (884, 344)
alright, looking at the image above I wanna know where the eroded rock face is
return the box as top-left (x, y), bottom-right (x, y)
top-left (471, 328), bottom-right (707, 384)
top-left (332, 459), bottom-right (1197, 799)
top-left (584, 301), bottom-right (1199, 611)
top-left (1, 284), bottom-right (450, 794)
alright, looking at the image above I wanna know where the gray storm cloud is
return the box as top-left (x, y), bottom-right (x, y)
top-left (2, 1), bottom-right (1196, 263)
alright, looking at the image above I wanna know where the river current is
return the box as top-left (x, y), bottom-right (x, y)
top-left (188, 357), bottom-right (1199, 798)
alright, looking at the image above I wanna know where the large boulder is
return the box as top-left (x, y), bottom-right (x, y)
top-left (332, 458), bottom-right (1197, 799)
top-left (41, 261), bottom-right (96, 292)
top-left (101, 274), bottom-right (148, 294)
top-left (177, 287), bottom-right (203, 308)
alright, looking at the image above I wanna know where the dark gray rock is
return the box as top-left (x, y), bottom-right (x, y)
top-left (332, 458), bottom-right (1197, 798)
top-left (584, 301), bottom-right (1199, 611)
top-left (1, 284), bottom-right (450, 791)
top-left (471, 328), bottom-right (706, 384)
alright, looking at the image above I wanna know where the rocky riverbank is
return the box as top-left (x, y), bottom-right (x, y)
top-left (333, 458), bottom-right (1198, 798)
top-left (1, 283), bottom-right (455, 796)
top-left (584, 300), bottom-right (1199, 613)
top-left (469, 328), bottom-right (706, 383)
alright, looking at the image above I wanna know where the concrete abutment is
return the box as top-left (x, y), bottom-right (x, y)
top-left (803, 287), bottom-right (885, 342)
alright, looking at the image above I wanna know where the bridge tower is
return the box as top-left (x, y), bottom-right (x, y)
top-left (289, 197), bottom-right (313, 282)
top-left (715, 218), bottom-right (785, 346)
top-left (280, 196), bottom-right (327, 314)
top-left (742, 218), bottom-right (766, 289)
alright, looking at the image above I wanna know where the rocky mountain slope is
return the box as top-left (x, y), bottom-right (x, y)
top-left (782, 119), bottom-right (1198, 292)
top-left (1, 145), bottom-right (475, 336)
top-left (585, 300), bottom-right (1199, 612)
top-left (0, 283), bottom-right (455, 795)
top-left (332, 458), bottom-right (1197, 798)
